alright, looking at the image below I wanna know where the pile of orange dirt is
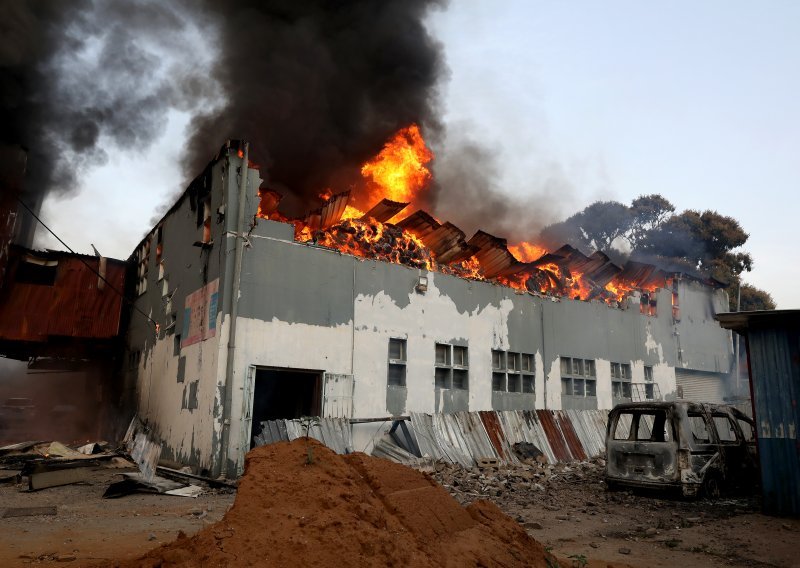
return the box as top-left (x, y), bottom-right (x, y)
top-left (108, 439), bottom-right (559, 567)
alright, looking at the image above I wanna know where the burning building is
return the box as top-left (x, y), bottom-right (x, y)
top-left (124, 132), bottom-right (735, 478)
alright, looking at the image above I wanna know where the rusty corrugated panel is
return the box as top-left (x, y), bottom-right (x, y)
top-left (426, 222), bottom-right (466, 258)
top-left (397, 210), bottom-right (440, 240)
top-left (496, 410), bottom-right (556, 464)
top-left (360, 198), bottom-right (408, 223)
top-left (0, 252), bottom-right (125, 342)
top-left (438, 243), bottom-right (479, 265)
top-left (555, 410), bottom-right (587, 461)
top-left (536, 410), bottom-right (572, 462)
top-left (319, 191), bottom-right (350, 229)
top-left (616, 261), bottom-right (657, 288)
top-left (479, 411), bottom-right (513, 461)
top-left (468, 231), bottom-right (516, 278)
top-left (453, 412), bottom-right (499, 461)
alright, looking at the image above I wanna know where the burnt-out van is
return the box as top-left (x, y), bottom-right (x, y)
top-left (605, 402), bottom-right (758, 498)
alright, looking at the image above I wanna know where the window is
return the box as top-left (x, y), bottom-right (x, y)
top-left (561, 357), bottom-right (596, 397)
top-left (614, 410), bottom-right (672, 442)
top-left (644, 365), bottom-right (654, 400)
top-left (434, 343), bottom-right (468, 391)
top-left (387, 338), bottom-right (406, 387)
top-left (688, 413), bottom-right (710, 443)
top-left (737, 419), bottom-right (755, 442)
top-left (16, 257), bottom-right (58, 286)
top-left (198, 197), bottom-right (212, 243)
top-left (713, 415), bottom-right (738, 443)
top-left (136, 239), bottom-right (150, 295)
top-left (640, 292), bottom-right (657, 316)
top-left (611, 362), bottom-right (632, 399)
top-left (492, 350), bottom-right (535, 394)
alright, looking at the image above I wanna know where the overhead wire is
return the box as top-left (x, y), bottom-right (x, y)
top-left (14, 196), bottom-right (159, 330)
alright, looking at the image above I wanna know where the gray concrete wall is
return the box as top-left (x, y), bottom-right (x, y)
top-left (126, 150), bottom-right (261, 474)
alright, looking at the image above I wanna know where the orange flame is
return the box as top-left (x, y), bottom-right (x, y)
top-left (360, 124), bottom-right (433, 207)
top-left (508, 242), bottom-right (547, 263)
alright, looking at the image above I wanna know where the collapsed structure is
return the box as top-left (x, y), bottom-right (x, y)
top-left (125, 140), bottom-right (735, 477)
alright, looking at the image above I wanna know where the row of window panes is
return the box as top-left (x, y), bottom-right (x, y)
top-left (435, 343), bottom-right (469, 391)
top-left (492, 350), bottom-right (534, 393)
top-left (560, 357), bottom-right (596, 397)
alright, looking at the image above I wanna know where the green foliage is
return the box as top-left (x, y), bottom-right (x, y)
top-left (299, 416), bottom-right (320, 465)
top-left (537, 194), bottom-right (775, 309)
top-left (568, 553), bottom-right (588, 567)
top-left (731, 282), bottom-right (776, 311)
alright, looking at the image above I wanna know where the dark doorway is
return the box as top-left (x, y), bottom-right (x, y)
top-left (250, 368), bottom-right (322, 447)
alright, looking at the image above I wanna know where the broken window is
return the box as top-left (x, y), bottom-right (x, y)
top-left (688, 413), bottom-right (710, 443)
top-left (561, 357), bottom-right (596, 397)
top-left (16, 257), bottom-right (58, 286)
top-left (713, 415), bottom-right (738, 443)
top-left (136, 239), bottom-right (150, 295)
top-left (493, 350), bottom-right (534, 394)
top-left (613, 410), bottom-right (672, 442)
top-left (435, 343), bottom-right (468, 391)
top-left (387, 338), bottom-right (406, 387)
top-left (737, 419), bottom-right (755, 442)
top-left (611, 362), bottom-right (632, 399)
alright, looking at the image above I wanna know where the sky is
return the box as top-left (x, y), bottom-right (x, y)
top-left (37, 1), bottom-right (800, 308)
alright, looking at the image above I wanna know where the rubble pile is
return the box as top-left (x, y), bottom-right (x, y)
top-left (109, 439), bottom-right (559, 567)
top-left (430, 456), bottom-right (608, 509)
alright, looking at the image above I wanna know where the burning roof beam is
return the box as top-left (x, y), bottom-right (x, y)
top-left (467, 231), bottom-right (519, 279)
top-left (360, 199), bottom-right (409, 224)
top-left (397, 210), bottom-right (440, 241)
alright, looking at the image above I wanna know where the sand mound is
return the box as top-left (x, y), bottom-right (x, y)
top-left (112, 439), bottom-right (554, 567)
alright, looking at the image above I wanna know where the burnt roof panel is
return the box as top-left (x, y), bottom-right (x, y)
top-left (361, 199), bottom-right (409, 223)
top-left (397, 210), bottom-right (440, 241)
top-left (319, 190), bottom-right (350, 229)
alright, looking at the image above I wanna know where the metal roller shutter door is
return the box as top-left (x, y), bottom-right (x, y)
top-left (675, 368), bottom-right (726, 403)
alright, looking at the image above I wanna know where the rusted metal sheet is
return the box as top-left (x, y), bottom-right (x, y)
top-left (468, 231), bottom-right (516, 278)
top-left (536, 410), bottom-right (572, 462)
top-left (397, 210), bottom-right (440, 240)
top-left (426, 222), bottom-right (467, 259)
top-left (453, 412), bottom-right (499, 462)
top-left (478, 411), bottom-right (515, 462)
top-left (555, 410), bottom-right (587, 461)
top-left (0, 248), bottom-right (126, 343)
top-left (361, 198), bottom-right (408, 223)
top-left (319, 190), bottom-right (350, 229)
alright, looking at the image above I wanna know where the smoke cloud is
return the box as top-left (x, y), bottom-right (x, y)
top-left (185, 0), bottom-right (448, 217)
top-left (0, 0), bottom-right (217, 207)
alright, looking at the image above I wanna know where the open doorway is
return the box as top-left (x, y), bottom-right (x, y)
top-left (249, 368), bottom-right (322, 448)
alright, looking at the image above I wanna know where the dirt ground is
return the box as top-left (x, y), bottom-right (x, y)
top-left (0, 450), bottom-right (797, 567)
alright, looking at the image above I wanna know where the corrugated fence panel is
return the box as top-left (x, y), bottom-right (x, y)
top-left (749, 327), bottom-right (800, 516)
top-left (479, 411), bottom-right (516, 462)
top-left (454, 412), bottom-right (499, 462)
top-left (536, 410), bottom-right (572, 462)
top-left (554, 411), bottom-right (587, 461)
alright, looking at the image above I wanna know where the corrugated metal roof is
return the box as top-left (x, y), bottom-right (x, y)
top-left (361, 199), bottom-right (408, 223)
top-left (468, 231), bottom-right (516, 279)
top-left (319, 191), bottom-right (351, 229)
top-left (397, 210), bottom-right (440, 240)
top-left (0, 253), bottom-right (126, 343)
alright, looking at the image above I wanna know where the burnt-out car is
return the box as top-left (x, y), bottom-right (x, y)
top-left (605, 402), bottom-right (758, 498)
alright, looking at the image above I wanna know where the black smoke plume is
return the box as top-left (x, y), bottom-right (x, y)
top-left (0, 0), bottom-right (215, 213)
top-left (187, 0), bottom-right (448, 217)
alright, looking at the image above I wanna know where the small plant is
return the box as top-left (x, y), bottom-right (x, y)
top-left (568, 554), bottom-right (588, 568)
top-left (299, 416), bottom-right (320, 465)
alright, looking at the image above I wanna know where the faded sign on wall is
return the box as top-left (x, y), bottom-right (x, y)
top-left (182, 278), bottom-right (219, 348)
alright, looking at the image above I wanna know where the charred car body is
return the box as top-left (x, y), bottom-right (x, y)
top-left (605, 402), bottom-right (758, 497)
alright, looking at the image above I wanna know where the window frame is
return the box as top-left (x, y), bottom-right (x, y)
top-left (611, 362), bottom-right (633, 399)
top-left (492, 349), bottom-right (535, 394)
top-left (560, 356), bottom-right (597, 398)
top-left (387, 338), bottom-right (407, 387)
top-left (435, 343), bottom-right (469, 391)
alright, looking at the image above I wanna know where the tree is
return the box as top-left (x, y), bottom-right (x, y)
top-left (734, 282), bottom-right (776, 311)
top-left (539, 200), bottom-right (632, 254)
top-left (626, 194), bottom-right (675, 249)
